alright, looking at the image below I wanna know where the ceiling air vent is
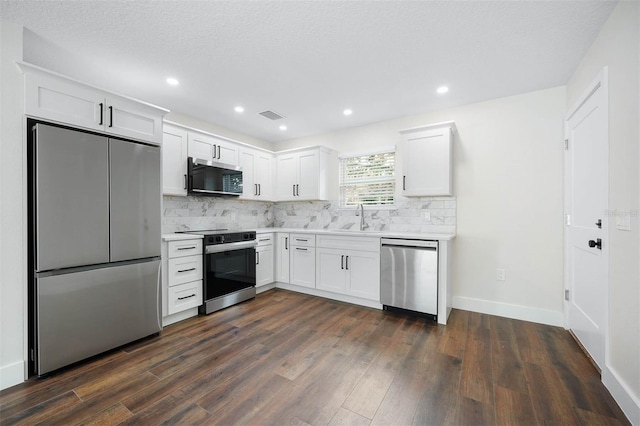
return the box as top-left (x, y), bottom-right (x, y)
top-left (258, 110), bottom-right (285, 121)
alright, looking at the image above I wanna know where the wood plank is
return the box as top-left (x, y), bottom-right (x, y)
top-left (457, 396), bottom-right (495, 426)
top-left (494, 385), bottom-right (536, 425)
top-left (524, 361), bottom-right (580, 424)
top-left (411, 352), bottom-right (462, 425)
top-left (490, 316), bottom-right (529, 394)
top-left (459, 312), bottom-right (493, 404)
top-left (329, 407), bottom-right (372, 426)
top-left (76, 402), bottom-right (133, 426)
top-left (1, 391), bottom-right (81, 425)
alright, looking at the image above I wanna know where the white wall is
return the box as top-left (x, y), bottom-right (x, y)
top-left (0, 20), bottom-right (26, 390)
top-left (566, 1), bottom-right (640, 422)
top-left (278, 86), bottom-right (566, 326)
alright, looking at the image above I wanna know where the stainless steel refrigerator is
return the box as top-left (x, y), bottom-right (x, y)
top-left (30, 123), bottom-right (162, 375)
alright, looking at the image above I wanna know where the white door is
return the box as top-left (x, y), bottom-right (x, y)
top-left (297, 150), bottom-right (319, 199)
top-left (162, 125), bottom-right (188, 196)
top-left (316, 248), bottom-right (346, 294)
top-left (275, 233), bottom-right (290, 283)
top-left (276, 154), bottom-right (298, 200)
top-left (565, 69), bottom-right (608, 370)
top-left (239, 148), bottom-right (257, 199)
top-left (346, 250), bottom-right (380, 301)
top-left (187, 132), bottom-right (214, 161)
top-left (255, 153), bottom-right (274, 200)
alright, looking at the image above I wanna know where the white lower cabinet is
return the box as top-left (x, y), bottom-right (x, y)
top-left (162, 237), bottom-right (203, 323)
top-left (290, 234), bottom-right (316, 288)
top-left (315, 235), bottom-right (380, 302)
top-left (256, 233), bottom-right (274, 288)
top-left (275, 233), bottom-right (290, 283)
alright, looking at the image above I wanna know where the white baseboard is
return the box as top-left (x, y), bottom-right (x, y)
top-left (256, 283), bottom-right (277, 294)
top-left (275, 282), bottom-right (382, 310)
top-left (603, 365), bottom-right (640, 425)
top-left (0, 360), bottom-right (25, 391)
top-left (452, 296), bottom-right (564, 326)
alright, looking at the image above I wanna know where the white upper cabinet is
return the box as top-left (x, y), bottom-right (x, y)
top-left (162, 124), bottom-right (188, 196)
top-left (187, 131), bottom-right (238, 166)
top-left (400, 122), bottom-right (456, 196)
top-left (239, 147), bottom-right (274, 201)
top-left (276, 147), bottom-right (337, 201)
top-left (21, 63), bottom-right (167, 144)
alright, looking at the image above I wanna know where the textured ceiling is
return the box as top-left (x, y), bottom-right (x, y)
top-left (1, 1), bottom-right (616, 143)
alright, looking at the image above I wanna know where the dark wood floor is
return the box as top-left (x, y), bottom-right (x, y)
top-left (0, 289), bottom-right (630, 425)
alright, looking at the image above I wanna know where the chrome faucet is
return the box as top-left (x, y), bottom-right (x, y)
top-left (356, 203), bottom-right (369, 231)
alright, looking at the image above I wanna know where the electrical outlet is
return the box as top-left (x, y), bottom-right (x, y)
top-left (423, 212), bottom-right (431, 222)
top-left (496, 269), bottom-right (506, 281)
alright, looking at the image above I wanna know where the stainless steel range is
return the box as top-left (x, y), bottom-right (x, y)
top-left (182, 230), bottom-right (257, 314)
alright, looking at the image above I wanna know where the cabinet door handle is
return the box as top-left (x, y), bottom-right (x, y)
top-left (99, 103), bottom-right (104, 125)
top-left (184, 174), bottom-right (187, 190)
top-left (108, 105), bottom-right (113, 127)
top-left (285, 237), bottom-right (288, 250)
top-left (255, 184), bottom-right (258, 196)
top-left (177, 294), bottom-right (196, 300)
top-left (256, 252), bottom-right (260, 264)
top-left (213, 144), bottom-right (217, 160)
top-left (177, 267), bottom-right (196, 273)
top-left (258, 184), bottom-right (261, 196)
top-left (403, 176), bottom-right (406, 190)
top-left (177, 246), bottom-right (196, 251)
top-left (345, 256), bottom-right (349, 270)
top-left (295, 238), bottom-right (308, 242)
top-left (259, 238), bottom-right (270, 242)
top-left (296, 184), bottom-right (299, 196)
top-left (341, 255), bottom-right (344, 270)
top-left (296, 247), bottom-right (307, 251)
top-left (292, 184), bottom-right (296, 197)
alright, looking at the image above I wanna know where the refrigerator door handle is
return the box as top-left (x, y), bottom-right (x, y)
top-left (156, 261), bottom-right (162, 330)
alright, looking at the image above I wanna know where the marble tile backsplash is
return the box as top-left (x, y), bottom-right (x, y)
top-left (163, 195), bottom-right (456, 235)
top-left (273, 197), bottom-right (456, 234)
top-left (162, 196), bottom-right (274, 233)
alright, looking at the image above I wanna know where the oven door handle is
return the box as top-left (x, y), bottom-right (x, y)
top-left (205, 240), bottom-right (257, 254)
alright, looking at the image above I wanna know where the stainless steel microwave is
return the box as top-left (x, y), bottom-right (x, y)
top-left (187, 157), bottom-right (243, 196)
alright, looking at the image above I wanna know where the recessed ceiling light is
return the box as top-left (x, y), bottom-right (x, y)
top-left (343, 109), bottom-right (353, 116)
top-left (234, 106), bottom-right (245, 113)
top-left (166, 77), bottom-right (179, 86)
top-left (279, 125), bottom-right (287, 131)
top-left (436, 86), bottom-right (449, 94)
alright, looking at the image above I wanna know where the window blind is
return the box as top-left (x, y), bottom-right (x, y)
top-left (339, 151), bottom-right (395, 207)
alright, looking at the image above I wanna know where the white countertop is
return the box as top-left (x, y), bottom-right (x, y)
top-left (162, 233), bottom-right (204, 241)
top-left (252, 227), bottom-right (455, 241)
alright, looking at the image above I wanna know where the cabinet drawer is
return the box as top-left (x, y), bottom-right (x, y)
top-left (316, 234), bottom-right (380, 252)
top-left (168, 239), bottom-right (202, 258)
top-left (168, 255), bottom-right (202, 286)
top-left (167, 280), bottom-right (202, 315)
top-left (257, 233), bottom-right (274, 247)
top-left (290, 233), bottom-right (315, 247)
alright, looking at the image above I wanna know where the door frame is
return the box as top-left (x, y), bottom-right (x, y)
top-left (563, 67), bottom-right (609, 366)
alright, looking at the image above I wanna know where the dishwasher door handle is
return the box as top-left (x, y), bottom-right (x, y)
top-left (381, 238), bottom-right (438, 249)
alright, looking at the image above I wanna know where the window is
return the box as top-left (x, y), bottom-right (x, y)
top-left (339, 149), bottom-right (395, 207)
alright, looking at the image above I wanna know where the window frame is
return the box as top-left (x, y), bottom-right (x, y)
top-left (338, 146), bottom-right (396, 209)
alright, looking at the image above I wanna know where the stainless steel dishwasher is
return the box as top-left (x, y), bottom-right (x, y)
top-left (380, 238), bottom-right (438, 320)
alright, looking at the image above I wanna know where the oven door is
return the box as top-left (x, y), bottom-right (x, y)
top-left (204, 241), bottom-right (256, 301)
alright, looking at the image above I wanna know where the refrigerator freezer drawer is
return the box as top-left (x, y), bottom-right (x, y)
top-left (36, 260), bottom-right (161, 375)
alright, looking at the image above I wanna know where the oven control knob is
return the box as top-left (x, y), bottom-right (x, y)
top-left (217, 236), bottom-right (224, 243)
top-left (208, 236), bottom-right (215, 243)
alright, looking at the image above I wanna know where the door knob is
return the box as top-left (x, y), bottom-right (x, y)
top-left (588, 239), bottom-right (602, 250)
top-left (595, 219), bottom-right (602, 229)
